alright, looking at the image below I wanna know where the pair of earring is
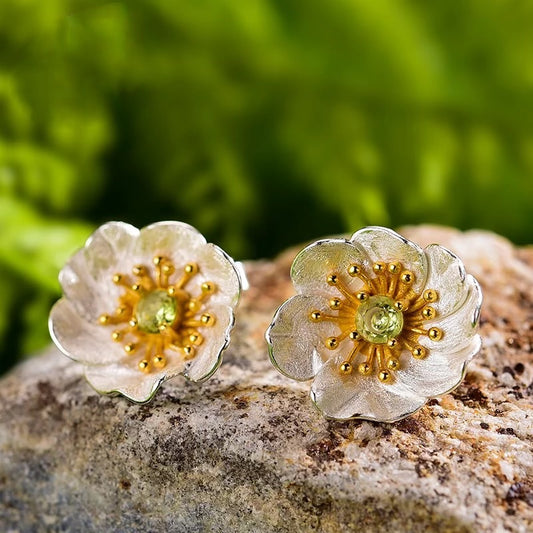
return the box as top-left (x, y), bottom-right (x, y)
top-left (49, 221), bottom-right (482, 423)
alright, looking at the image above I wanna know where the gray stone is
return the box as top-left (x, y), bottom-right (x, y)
top-left (0, 226), bottom-right (532, 532)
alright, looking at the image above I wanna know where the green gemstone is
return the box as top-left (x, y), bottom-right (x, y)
top-left (355, 295), bottom-right (403, 344)
top-left (135, 290), bottom-right (178, 334)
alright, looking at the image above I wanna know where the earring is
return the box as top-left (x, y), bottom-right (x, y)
top-left (265, 226), bottom-right (482, 423)
top-left (49, 221), bottom-right (247, 403)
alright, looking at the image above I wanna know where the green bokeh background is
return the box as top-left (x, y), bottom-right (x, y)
top-left (1, 0), bottom-right (532, 373)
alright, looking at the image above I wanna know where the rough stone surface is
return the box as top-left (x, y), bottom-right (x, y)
top-left (1, 226), bottom-right (532, 533)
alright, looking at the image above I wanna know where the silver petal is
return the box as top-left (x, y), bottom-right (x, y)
top-left (396, 336), bottom-right (482, 399)
top-left (182, 303), bottom-right (235, 382)
top-left (133, 221), bottom-right (207, 268)
top-left (418, 276), bottom-right (482, 354)
top-left (423, 244), bottom-right (471, 319)
top-left (291, 239), bottom-right (369, 298)
top-left (49, 298), bottom-right (129, 366)
top-left (310, 355), bottom-right (425, 422)
top-left (84, 364), bottom-right (172, 404)
top-left (60, 221), bottom-right (139, 322)
top-left (351, 226), bottom-right (428, 294)
top-left (266, 295), bottom-right (351, 381)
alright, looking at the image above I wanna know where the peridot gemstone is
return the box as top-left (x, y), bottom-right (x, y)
top-left (135, 290), bottom-right (178, 333)
top-left (355, 295), bottom-right (403, 344)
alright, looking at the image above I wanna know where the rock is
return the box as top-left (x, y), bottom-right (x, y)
top-left (0, 226), bottom-right (532, 533)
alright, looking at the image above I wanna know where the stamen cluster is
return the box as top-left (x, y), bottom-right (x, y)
top-left (98, 256), bottom-right (216, 373)
top-left (309, 261), bottom-right (443, 383)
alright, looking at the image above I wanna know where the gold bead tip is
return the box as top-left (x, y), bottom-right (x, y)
top-left (112, 330), bottom-right (122, 342)
top-left (387, 338), bottom-right (398, 348)
top-left (400, 271), bottom-right (414, 284)
top-left (98, 314), bottom-right (110, 325)
top-left (358, 362), bottom-right (372, 375)
top-left (388, 262), bottom-right (401, 274)
top-left (327, 274), bottom-right (338, 285)
top-left (373, 262), bottom-right (386, 273)
top-left (152, 355), bottom-right (166, 368)
top-left (423, 289), bottom-right (438, 303)
top-left (189, 333), bottom-right (203, 345)
top-left (310, 311), bottom-right (321, 322)
top-left (129, 319), bottom-right (138, 328)
top-left (412, 345), bottom-right (427, 358)
top-left (339, 362), bottom-right (353, 374)
top-left (201, 282), bottom-right (215, 293)
top-left (394, 300), bottom-right (408, 311)
top-left (184, 263), bottom-right (198, 274)
top-left (162, 264), bottom-right (175, 276)
top-left (112, 274), bottom-right (122, 284)
top-left (132, 265), bottom-right (146, 276)
top-left (348, 264), bottom-right (362, 276)
top-left (422, 306), bottom-right (436, 320)
top-left (183, 345), bottom-right (196, 359)
top-left (167, 287), bottom-right (176, 296)
top-left (124, 343), bottom-right (136, 354)
top-left (325, 337), bottom-right (338, 350)
top-left (356, 291), bottom-right (368, 301)
top-left (428, 327), bottom-right (443, 341)
top-left (131, 284), bottom-right (142, 292)
top-left (138, 360), bottom-right (150, 372)
top-left (387, 358), bottom-right (400, 371)
top-left (329, 298), bottom-right (342, 309)
top-left (201, 313), bottom-right (214, 325)
top-left (378, 370), bottom-right (393, 383)
top-left (153, 256), bottom-right (164, 266)
top-left (349, 331), bottom-right (360, 340)
top-left (188, 300), bottom-right (200, 312)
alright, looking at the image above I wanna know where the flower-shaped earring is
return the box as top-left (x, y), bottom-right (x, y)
top-left (50, 221), bottom-right (247, 403)
top-left (266, 226), bottom-right (482, 422)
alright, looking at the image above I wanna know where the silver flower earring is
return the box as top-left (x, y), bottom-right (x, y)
top-left (49, 221), bottom-right (247, 403)
top-left (265, 226), bottom-right (482, 423)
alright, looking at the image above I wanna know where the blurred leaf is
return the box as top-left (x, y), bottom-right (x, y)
top-left (0, 196), bottom-right (92, 292)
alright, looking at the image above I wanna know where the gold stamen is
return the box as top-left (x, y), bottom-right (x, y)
top-left (310, 311), bottom-right (322, 322)
top-left (152, 354), bottom-right (166, 369)
top-left (428, 327), bottom-right (443, 341)
top-left (124, 343), bottom-right (136, 354)
top-left (329, 298), bottom-right (342, 310)
top-left (421, 306), bottom-right (436, 320)
top-left (183, 345), bottom-right (196, 359)
top-left (176, 263), bottom-right (199, 289)
top-left (325, 337), bottom-right (339, 350)
top-left (423, 289), bottom-right (439, 303)
top-left (201, 313), bottom-right (214, 325)
top-left (412, 345), bottom-right (427, 358)
top-left (339, 361), bottom-right (353, 374)
top-left (138, 360), bottom-right (150, 373)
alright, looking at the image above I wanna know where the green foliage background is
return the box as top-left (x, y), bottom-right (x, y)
top-left (1, 0), bottom-right (532, 372)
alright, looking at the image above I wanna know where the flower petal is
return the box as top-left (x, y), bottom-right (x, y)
top-left (49, 298), bottom-right (130, 366)
top-left (418, 275), bottom-right (482, 354)
top-left (59, 221), bottom-right (139, 321)
top-left (396, 336), bottom-right (482, 399)
top-left (193, 243), bottom-right (243, 308)
top-left (351, 226), bottom-right (428, 294)
top-left (182, 303), bottom-right (235, 382)
top-left (310, 355), bottom-right (425, 422)
top-left (423, 244), bottom-right (470, 318)
top-left (291, 239), bottom-right (369, 297)
top-left (84, 364), bottom-right (168, 403)
top-left (134, 221), bottom-right (207, 268)
top-left (266, 295), bottom-right (350, 381)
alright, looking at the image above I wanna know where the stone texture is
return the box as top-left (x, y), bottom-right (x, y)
top-left (1, 226), bottom-right (532, 533)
